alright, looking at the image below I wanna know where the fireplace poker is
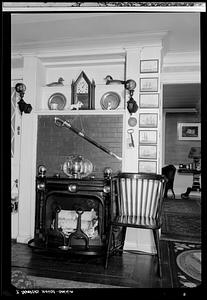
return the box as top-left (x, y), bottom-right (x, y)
top-left (54, 117), bottom-right (122, 161)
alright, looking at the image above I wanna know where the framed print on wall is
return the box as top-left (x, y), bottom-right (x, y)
top-left (139, 130), bottom-right (157, 144)
top-left (139, 145), bottom-right (157, 159)
top-left (140, 59), bottom-right (159, 73)
top-left (139, 94), bottom-right (159, 108)
top-left (139, 113), bottom-right (158, 128)
top-left (138, 161), bottom-right (157, 173)
top-left (140, 77), bottom-right (159, 92)
top-left (177, 123), bottom-right (201, 140)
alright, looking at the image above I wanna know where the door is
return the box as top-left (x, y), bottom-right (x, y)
top-left (11, 80), bottom-right (22, 238)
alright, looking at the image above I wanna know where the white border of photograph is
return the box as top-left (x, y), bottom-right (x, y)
top-left (138, 161), bottom-right (157, 173)
top-left (139, 130), bottom-right (157, 144)
top-left (140, 59), bottom-right (159, 73)
top-left (139, 113), bottom-right (158, 128)
top-left (139, 94), bottom-right (159, 108)
top-left (140, 78), bottom-right (159, 92)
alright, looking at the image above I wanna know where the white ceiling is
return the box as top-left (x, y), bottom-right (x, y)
top-left (11, 12), bottom-right (201, 109)
top-left (11, 12), bottom-right (200, 53)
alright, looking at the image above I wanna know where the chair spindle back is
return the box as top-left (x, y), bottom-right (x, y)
top-left (112, 173), bottom-right (166, 222)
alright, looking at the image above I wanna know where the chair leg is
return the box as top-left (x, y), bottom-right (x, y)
top-left (172, 189), bottom-right (176, 200)
top-left (153, 229), bottom-right (162, 278)
top-left (118, 226), bottom-right (127, 256)
top-left (104, 224), bottom-right (113, 269)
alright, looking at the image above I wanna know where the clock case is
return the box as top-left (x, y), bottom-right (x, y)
top-left (71, 71), bottom-right (95, 110)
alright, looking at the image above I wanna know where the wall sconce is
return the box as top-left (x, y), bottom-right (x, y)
top-left (15, 83), bottom-right (32, 115)
top-left (104, 76), bottom-right (138, 114)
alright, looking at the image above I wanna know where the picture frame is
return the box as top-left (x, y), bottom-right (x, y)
top-left (139, 130), bottom-right (157, 144)
top-left (177, 123), bottom-right (201, 141)
top-left (140, 77), bottom-right (159, 92)
top-left (138, 161), bottom-right (157, 173)
top-left (140, 59), bottom-right (159, 73)
top-left (139, 94), bottom-right (159, 108)
top-left (139, 113), bottom-right (158, 128)
top-left (139, 145), bottom-right (157, 159)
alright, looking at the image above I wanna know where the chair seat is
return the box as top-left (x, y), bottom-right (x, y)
top-left (111, 215), bottom-right (161, 229)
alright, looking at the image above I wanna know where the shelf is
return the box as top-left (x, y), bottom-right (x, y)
top-left (34, 109), bottom-right (126, 115)
top-left (178, 169), bottom-right (201, 174)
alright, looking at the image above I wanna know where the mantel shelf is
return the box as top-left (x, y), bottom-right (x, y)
top-left (42, 83), bottom-right (121, 88)
top-left (34, 109), bottom-right (126, 115)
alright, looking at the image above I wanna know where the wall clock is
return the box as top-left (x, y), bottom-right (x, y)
top-left (71, 71), bottom-right (95, 110)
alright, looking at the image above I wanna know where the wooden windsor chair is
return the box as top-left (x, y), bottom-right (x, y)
top-left (105, 172), bottom-right (167, 277)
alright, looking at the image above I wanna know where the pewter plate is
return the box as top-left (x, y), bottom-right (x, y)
top-left (48, 93), bottom-right (66, 110)
top-left (100, 91), bottom-right (121, 110)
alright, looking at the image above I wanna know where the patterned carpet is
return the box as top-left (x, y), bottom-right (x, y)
top-left (162, 198), bottom-right (201, 215)
top-left (169, 241), bottom-right (201, 288)
top-left (11, 269), bottom-right (124, 290)
top-left (161, 213), bottom-right (201, 243)
top-left (161, 198), bottom-right (201, 243)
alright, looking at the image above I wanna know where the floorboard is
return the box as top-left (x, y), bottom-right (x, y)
top-left (11, 240), bottom-right (173, 288)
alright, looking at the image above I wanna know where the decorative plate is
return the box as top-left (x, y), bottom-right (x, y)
top-left (100, 91), bottom-right (121, 110)
top-left (128, 117), bottom-right (137, 127)
top-left (48, 93), bottom-right (66, 110)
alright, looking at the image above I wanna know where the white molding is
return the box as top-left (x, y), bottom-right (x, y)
top-left (161, 71), bottom-right (201, 84)
top-left (43, 58), bottom-right (125, 68)
top-left (163, 51), bottom-right (200, 68)
top-left (11, 31), bottom-right (167, 57)
top-left (163, 108), bottom-right (197, 114)
top-left (11, 68), bottom-right (23, 81)
top-left (35, 110), bottom-right (126, 116)
top-left (17, 234), bottom-right (32, 244)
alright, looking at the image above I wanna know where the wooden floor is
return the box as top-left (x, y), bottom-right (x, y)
top-left (11, 240), bottom-right (174, 289)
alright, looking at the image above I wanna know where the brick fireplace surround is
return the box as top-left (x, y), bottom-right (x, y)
top-left (29, 113), bottom-right (123, 255)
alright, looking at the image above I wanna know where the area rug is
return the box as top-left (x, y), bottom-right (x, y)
top-left (161, 212), bottom-right (201, 243)
top-left (161, 198), bottom-right (201, 243)
top-left (162, 198), bottom-right (201, 215)
top-left (11, 270), bottom-right (124, 289)
top-left (169, 241), bottom-right (201, 288)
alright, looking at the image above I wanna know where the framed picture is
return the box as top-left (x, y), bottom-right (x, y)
top-left (177, 123), bottom-right (201, 140)
top-left (139, 130), bottom-right (157, 144)
top-left (139, 145), bottom-right (157, 159)
top-left (140, 78), bottom-right (159, 92)
top-left (140, 59), bottom-right (159, 73)
top-left (139, 113), bottom-right (158, 128)
top-left (138, 161), bottom-right (157, 173)
top-left (139, 94), bottom-right (159, 108)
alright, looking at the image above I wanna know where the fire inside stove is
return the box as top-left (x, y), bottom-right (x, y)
top-left (45, 193), bottom-right (104, 247)
top-left (56, 208), bottom-right (99, 239)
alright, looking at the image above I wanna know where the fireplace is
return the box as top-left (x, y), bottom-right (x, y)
top-left (28, 171), bottom-right (111, 255)
top-left (30, 114), bottom-right (123, 255)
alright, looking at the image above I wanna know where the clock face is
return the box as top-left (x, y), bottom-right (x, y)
top-left (76, 77), bottom-right (88, 94)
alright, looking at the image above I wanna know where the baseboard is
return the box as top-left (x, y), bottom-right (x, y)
top-left (17, 235), bottom-right (32, 244)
